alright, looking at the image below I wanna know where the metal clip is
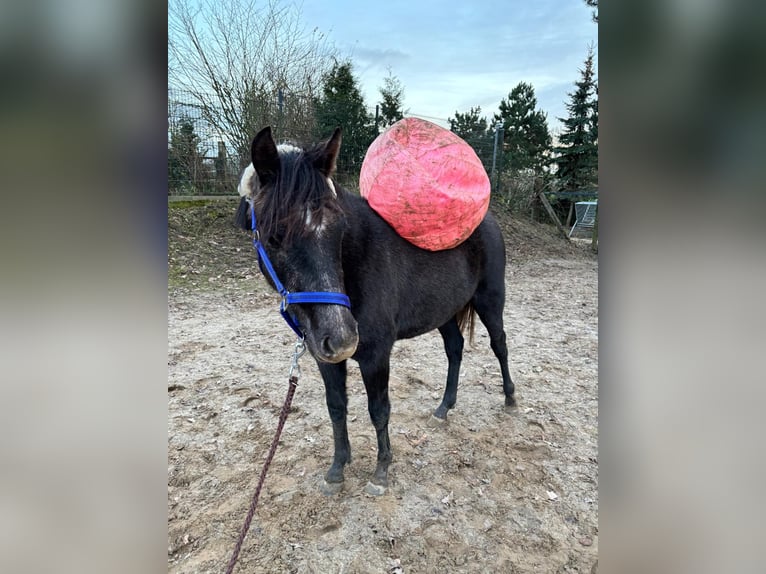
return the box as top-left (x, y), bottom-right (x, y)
top-left (288, 338), bottom-right (306, 383)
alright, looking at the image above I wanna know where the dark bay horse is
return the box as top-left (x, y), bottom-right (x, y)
top-left (236, 126), bottom-right (516, 495)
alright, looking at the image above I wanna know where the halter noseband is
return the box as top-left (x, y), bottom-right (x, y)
top-left (250, 206), bottom-right (351, 338)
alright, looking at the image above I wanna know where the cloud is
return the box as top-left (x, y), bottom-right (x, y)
top-left (300, 0), bottom-right (596, 132)
top-left (349, 45), bottom-right (410, 69)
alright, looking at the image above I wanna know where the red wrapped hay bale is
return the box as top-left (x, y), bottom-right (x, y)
top-left (359, 117), bottom-right (490, 251)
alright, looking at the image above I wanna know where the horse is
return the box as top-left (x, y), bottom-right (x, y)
top-left (235, 126), bottom-right (516, 496)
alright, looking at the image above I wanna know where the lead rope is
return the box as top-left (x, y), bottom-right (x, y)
top-left (225, 339), bottom-right (306, 574)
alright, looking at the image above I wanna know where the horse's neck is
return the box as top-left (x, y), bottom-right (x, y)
top-left (342, 191), bottom-right (403, 252)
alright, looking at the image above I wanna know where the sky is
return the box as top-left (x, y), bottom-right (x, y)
top-left (298, 0), bottom-right (598, 134)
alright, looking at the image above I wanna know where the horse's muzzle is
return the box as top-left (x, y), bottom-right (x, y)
top-left (313, 325), bottom-right (358, 363)
top-left (306, 307), bottom-right (358, 363)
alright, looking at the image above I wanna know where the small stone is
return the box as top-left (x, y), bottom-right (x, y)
top-left (579, 536), bottom-right (593, 547)
top-left (364, 481), bottom-right (386, 496)
top-left (320, 480), bottom-right (342, 496)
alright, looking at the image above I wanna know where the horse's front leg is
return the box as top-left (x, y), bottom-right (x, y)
top-left (359, 355), bottom-right (392, 496)
top-left (318, 360), bottom-right (349, 495)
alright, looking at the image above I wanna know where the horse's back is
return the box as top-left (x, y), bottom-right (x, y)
top-left (344, 193), bottom-right (506, 340)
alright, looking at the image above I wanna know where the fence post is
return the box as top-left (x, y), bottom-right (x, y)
top-left (491, 122), bottom-right (504, 193)
top-left (215, 141), bottom-right (227, 192)
top-left (535, 180), bottom-right (571, 240)
top-left (591, 204), bottom-right (599, 253)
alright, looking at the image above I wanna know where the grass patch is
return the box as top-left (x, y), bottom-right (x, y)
top-left (169, 199), bottom-right (214, 209)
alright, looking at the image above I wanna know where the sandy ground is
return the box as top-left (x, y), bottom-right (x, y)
top-left (168, 202), bottom-right (598, 573)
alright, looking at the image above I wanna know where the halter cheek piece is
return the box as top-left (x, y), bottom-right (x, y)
top-left (250, 204), bottom-right (352, 338)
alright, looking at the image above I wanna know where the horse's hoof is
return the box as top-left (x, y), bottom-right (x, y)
top-left (428, 414), bottom-right (447, 427)
top-left (505, 395), bottom-right (517, 407)
top-left (320, 480), bottom-right (343, 496)
top-left (364, 481), bottom-right (387, 496)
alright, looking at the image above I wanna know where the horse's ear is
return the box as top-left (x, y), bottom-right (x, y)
top-left (251, 126), bottom-right (279, 184)
top-left (315, 127), bottom-right (342, 177)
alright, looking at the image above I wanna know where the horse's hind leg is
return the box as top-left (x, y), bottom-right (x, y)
top-left (434, 317), bottom-right (464, 419)
top-left (473, 290), bottom-right (516, 407)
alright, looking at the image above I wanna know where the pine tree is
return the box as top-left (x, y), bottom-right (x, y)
top-left (448, 106), bottom-right (493, 172)
top-left (168, 116), bottom-right (203, 193)
top-left (449, 106), bottom-right (488, 140)
top-left (554, 48), bottom-right (598, 191)
top-left (378, 70), bottom-right (405, 128)
top-left (493, 82), bottom-right (552, 175)
top-left (315, 61), bottom-right (377, 176)
top-left (590, 84), bottom-right (598, 144)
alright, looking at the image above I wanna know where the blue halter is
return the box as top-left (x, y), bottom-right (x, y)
top-left (250, 206), bottom-right (351, 338)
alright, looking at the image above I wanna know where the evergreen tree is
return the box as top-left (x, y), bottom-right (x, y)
top-left (168, 116), bottom-right (203, 193)
top-left (448, 106), bottom-right (493, 172)
top-left (449, 106), bottom-right (489, 140)
top-left (315, 61), bottom-right (377, 176)
top-left (590, 84), bottom-right (598, 144)
top-left (554, 48), bottom-right (598, 191)
top-left (378, 70), bottom-right (405, 128)
top-left (493, 82), bottom-right (552, 175)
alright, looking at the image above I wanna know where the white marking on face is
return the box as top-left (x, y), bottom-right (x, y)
top-left (277, 143), bottom-right (300, 154)
top-left (237, 163), bottom-right (255, 198)
top-left (304, 208), bottom-right (328, 235)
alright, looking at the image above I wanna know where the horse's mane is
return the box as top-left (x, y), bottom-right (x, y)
top-left (254, 141), bottom-right (344, 245)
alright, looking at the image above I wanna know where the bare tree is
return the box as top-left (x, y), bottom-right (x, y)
top-left (168, 0), bottom-right (337, 165)
top-left (584, 0), bottom-right (598, 23)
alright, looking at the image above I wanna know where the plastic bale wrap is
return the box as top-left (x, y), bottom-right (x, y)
top-left (360, 117), bottom-right (490, 251)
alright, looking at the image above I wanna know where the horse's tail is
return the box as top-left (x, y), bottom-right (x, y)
top-left (456, 303), bottom-right (476, 346)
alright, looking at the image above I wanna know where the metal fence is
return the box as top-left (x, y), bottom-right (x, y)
top-left (168, 90), bottom-right (242, 195)
top-left (167, 87), bottom-right (375, 195)
top-left (167, 88), bottom-right (503, 196)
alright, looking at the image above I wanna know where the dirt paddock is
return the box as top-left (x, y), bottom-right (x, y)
top-left (168, 202), bottom-right (598, 573)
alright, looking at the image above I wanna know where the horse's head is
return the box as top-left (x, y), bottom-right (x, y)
top-left (236, 127), bottom-right (359, 363)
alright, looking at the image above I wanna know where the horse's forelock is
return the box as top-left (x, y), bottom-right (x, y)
top-left (255, 142), bottom-right (342, 244)
top-left (238, 144), bottom-right (300, 200)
